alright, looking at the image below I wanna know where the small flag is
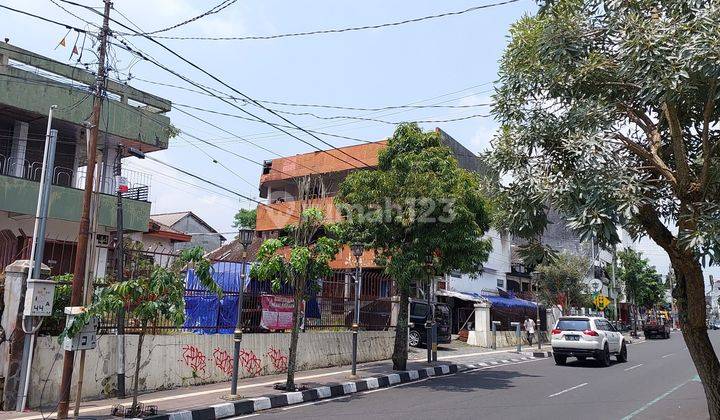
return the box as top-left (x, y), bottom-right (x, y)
top-left (71, 45), bottom-right (79, 55)
top-left (55, 28), bottom-right (71, 50)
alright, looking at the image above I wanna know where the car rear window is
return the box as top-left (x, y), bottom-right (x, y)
top-left (556, 319), bottom-right (590, 331)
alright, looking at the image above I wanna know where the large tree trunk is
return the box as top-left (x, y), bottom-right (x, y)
top-left (285, 288), bottom-right (303, 391)
top-left (670, 255), bottom-right (720, 419)
top-left (392, 287), bottom-right (410, 370)
top-left (132, 323), bottom-right (146, 412)
top-left (638, 205), bottom-right (720, 418)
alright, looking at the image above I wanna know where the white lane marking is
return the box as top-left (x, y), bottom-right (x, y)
top-left (661, 353), bottom-right (674, 358)
top-left (624, 364), bottom-right (644, 372)
top-left (281, 394), bottom-right (354, 410)
top-left (227, 414), bottom-right (259, 419)
top-left (547, 382), bottom-right (589, 398)
top-left (421, 347), bottom-right (551, 361)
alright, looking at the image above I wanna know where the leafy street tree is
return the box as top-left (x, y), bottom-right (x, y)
top-left (232, 208), bottom-right (257, 230)
top-left (535, 252), bottom-right (591, 313)
top-left (62, 247), bottom-right (219, 413)
top-left (617, 248), bottom-right (666, 334)
top-left (487, 1), bottom-right (720, 414)
top-left (335, 123), bottom-right (492, 370)
top-left (251, 177), bottom-right (341, 391)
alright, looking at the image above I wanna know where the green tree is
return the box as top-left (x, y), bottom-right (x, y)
top-left (487, 1), bottom-right (720, 413)
top-left (335, 123), bottom-right (492, 370)
top-left (535, 252), bottom-right (591, 312)
top-left (251, 177), bottom-right (341, 391)
top-left (62, 247), bottom-right (219, 413)
top-left (617, 248), bottom-right (665, 333)
top-left (232, 208), bottom-right (257, 230)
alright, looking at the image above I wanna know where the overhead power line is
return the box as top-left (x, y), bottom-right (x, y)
top-left (143, 154), bottom-right (298, 220)
top-left (118, 0), bottom-right (521, 41)
top-left (270, 108), bottom-right (491, 125)
top-left (54, 0), bottom-right (370, 170)
top-left (131, 75), bottom-right (491, 111)
top-left (0, 4), bottom-right (90, 33)
top-left (130, 0), bottom-right (238, 36)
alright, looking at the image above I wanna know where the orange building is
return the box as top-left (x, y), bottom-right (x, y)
top-left (254, 128), bottom-right (483, 272)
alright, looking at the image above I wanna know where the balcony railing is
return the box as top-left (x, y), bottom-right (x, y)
top-left (0, 153), bottom-right (151, 201)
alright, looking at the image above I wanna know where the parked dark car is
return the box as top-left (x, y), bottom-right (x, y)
top-left (408, 299), bottom-right (452, 347)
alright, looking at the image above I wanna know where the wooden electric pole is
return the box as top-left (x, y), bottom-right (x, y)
top-left (56, 1), bottom-right (112, 417)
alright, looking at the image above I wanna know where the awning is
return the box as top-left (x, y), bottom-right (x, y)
top-left (436, 289), bottom-right (537, 310)
top-left (436, 289), bottom-right (489, 303)
top-left (482, 294), bottom-right (538, 310)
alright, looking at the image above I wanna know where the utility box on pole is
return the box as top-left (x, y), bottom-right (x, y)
top-left (61, 307), bottom-right (98, 352)
top-left (23, 279), bottom-right (56, 317)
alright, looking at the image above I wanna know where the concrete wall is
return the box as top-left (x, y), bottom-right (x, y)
top-left (28, 331), bottom-right (394, 408)
top-left (494, 331), bottom-right (550, 349)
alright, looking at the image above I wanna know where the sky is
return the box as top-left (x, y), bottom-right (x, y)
top-left (2, 0), bottom-right (717, 286)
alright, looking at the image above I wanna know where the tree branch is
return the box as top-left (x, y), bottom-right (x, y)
top-left (700, 80), bottom-right (717, 191)
top-left (662, 101), bottom-right (692, 190)
top-left (612, 132), bottom-right (677, 187)
top-left (636, 204), bottom-right (679, 258)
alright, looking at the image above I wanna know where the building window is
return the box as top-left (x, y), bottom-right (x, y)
top-left (497, 278), bottom-right (505, 289)
top-left (449, 270), bottom-right (461, 278)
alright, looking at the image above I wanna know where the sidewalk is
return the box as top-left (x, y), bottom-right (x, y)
top-left (8, 343), bottom-right (548, 420)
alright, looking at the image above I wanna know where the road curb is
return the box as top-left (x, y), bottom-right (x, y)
top-left (521, 350), bottom-right (553, 358)
top-left (140, 358), bottom-right (535, 419)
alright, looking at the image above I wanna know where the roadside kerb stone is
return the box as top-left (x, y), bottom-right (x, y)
top-left (139, 358), bottom-right (536, 420)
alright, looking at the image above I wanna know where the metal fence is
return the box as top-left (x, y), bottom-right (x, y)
top-left (93, 247), bottom-right (396, 335)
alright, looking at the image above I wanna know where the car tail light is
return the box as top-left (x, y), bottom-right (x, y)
top-left (551, 328), bottom-right (562, 335)
top-left (583, 329), bottom-right (599, 336)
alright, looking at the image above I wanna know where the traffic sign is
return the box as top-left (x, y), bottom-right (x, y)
top-left (594, 294), bottom-right (611, 310)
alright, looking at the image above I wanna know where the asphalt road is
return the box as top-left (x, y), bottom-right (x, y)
top-left (242, 331), bottom-right (720, 420)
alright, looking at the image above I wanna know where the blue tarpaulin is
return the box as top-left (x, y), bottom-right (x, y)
top-left (183, 262), bottom-right (320, 334)
top-left (481, 294), bottom-right (538, 310)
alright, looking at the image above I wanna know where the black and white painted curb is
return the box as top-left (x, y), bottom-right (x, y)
top-left (142, 357), bottom-right (537, 420)
top-left (521, 350), bottom-right (554, 358)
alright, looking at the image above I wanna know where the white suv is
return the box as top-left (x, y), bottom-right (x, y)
top-left (551, 316), bottom-right (627, 367)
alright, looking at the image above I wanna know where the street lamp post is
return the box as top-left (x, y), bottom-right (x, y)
top-left (229, 228), bottom-right (254, 399)
top-left (531, 271), bottom-right (542, 350)
top-left (350, 243), bottom-right (364, 377)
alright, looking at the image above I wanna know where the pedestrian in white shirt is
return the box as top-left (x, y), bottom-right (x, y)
top-left (524, 318), bottom-right (536, 346)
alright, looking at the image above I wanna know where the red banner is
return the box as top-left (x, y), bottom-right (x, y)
top-left (260, 294), bottom-right (302, 330)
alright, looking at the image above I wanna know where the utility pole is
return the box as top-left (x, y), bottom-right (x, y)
top-left (114, 144), bottom-right (126, 398)
top-left (611, 246), bottom-right (618, 322)
top-left (57, 1), bottom-right (112, 417)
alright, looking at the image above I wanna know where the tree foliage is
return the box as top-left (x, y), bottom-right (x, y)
top-left (232, 208), bottom-right (257, 230)
top-left (61, 246), bottom-right (219, 412)
top-left (335, 123), bottom-right (492, 369)
top-left (251, 177), bottom-right (341, 391)
top-left (487, 1), bottom-right (720, 415)
top-left (535, 251), bottom-right (591, 310)
top-left (617, 248), bottom-right (665, 309)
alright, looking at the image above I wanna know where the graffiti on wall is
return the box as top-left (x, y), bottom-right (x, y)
top-left (180, 345), bottom-right (207, 375)
top-left (239, 349), bottom-right (263, 377)
top-left (266, 346), bottom-right (288, 372)
top-left (212, 347), bottom-right (234, 376)
top-left (179, 345), bottom-right (290, 378)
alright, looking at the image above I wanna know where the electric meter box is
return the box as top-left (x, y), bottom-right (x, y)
top-left (62, 307), bottom-right (98, 351)
top-left (23, 278), bottom-right (56, 317)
